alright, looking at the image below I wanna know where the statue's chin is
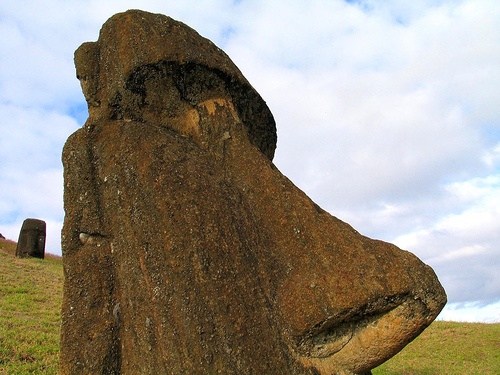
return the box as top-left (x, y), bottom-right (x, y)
top-left (296, 296), bottom-right (435, 375)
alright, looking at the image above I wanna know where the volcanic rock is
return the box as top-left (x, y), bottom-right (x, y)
top-left (16, 218), bottom-right (46, 259)
top-left (60, 10), bottom-right (446, 375)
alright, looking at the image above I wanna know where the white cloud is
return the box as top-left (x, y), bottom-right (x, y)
top-left (392, 174), bottom-right (500, 302)
top-left (0, 104), bottom-right (78, 252)
top-left (438, 300), bottom-right (500, 323)
top-left (483, 143), bottom-right (500, 168)
top-left (221, 1), bottom-right (494, 215)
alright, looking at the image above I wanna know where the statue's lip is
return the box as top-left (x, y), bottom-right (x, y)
top-left (295, 294), bottom-right (408, 357)
top-left (296, 294), bottom-right (434, 374)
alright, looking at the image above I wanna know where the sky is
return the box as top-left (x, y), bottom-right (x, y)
top-left (0, 0), bottom-right (499, 323)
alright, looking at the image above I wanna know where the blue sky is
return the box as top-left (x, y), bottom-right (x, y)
top-left (0, 0), bottom-right (499, 323)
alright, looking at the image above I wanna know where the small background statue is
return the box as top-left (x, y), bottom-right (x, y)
top-left (16, 218), bottom-right (46, 259)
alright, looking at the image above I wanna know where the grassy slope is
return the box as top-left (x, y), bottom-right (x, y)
top-left (0, 239), bottom-right (62, 375)
top-left (1, 238), bottom-right (499, 374)
top-left (372, 320), bottom-right (500, 374)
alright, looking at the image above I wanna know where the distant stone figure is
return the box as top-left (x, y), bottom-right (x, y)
top-left (16, 218), bottom-right (46, 259)
top-left (60, 10), bottom-right (446, 375)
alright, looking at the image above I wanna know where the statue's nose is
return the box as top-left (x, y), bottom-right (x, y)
top-left (278, 233), bottom-right (446, 374)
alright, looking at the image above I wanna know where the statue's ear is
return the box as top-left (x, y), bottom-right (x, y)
top-left (74, 42), bottom-right (100, 107)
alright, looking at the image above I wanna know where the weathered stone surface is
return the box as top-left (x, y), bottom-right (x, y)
top-left (60, 10), bottom-right (446, 375)
top-left (16, 218), bottom-right (46, 259)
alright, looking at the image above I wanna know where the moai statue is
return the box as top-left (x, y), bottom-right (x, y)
top-left (16, 218), bottom-right (46, 259)
top-left (60, 10), bottom-right (446, 375)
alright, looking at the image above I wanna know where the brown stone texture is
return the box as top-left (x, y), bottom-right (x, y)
top-left (60, 10), bottom-right (446, 375)
top-left (16, 218), bottom-right (46, 259)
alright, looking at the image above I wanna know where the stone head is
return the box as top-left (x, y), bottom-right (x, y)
top-left (16, 218), bottom-right (46, 259)
top-left (61, 10), bottom-right (446, 375)
top-left (74, 10), bottom-right (276, 160)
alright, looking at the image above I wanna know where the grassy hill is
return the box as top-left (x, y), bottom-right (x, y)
top-left (0, 239), bottom-right (62, 375)
top-left (1, 238), bottom-right (499, 374)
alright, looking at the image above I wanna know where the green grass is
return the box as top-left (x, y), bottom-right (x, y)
top-left (1, 238), bottom-right (499, 374)
top-left (0, 239), bottom-right (63, 375)
top-left (372, 320), bottom-right (500, 374)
